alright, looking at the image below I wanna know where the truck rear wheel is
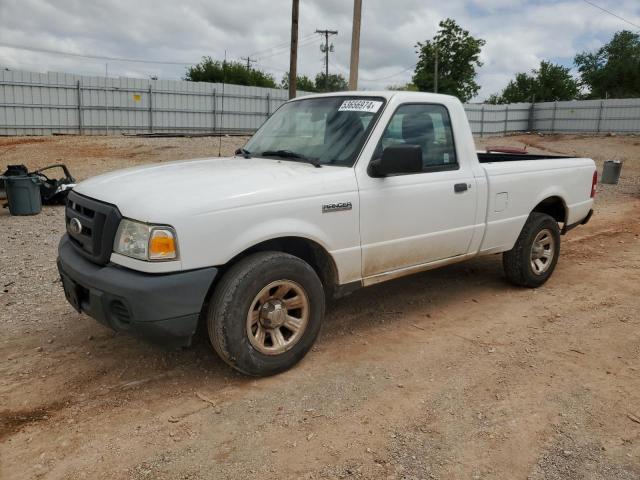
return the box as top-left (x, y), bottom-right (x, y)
top-left (503, 212), bottom-right (560, 288)
top-left (207, 251), bottom-right (325, 376)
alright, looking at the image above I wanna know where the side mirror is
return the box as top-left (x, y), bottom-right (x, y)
top-left (370, 144), bottom-right (423, 177)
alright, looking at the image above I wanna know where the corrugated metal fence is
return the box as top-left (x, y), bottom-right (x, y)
top-left (0, 69), bottom-right (298, 135)
top-left (465, 99), bottom-right (640, 136)
top-left (2, 69), bottom-right (640, 136)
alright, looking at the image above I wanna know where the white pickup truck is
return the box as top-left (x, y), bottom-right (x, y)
top-left (57, 92), bottom-right (596, 375)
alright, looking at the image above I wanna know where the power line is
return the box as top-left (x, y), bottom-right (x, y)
top-left (255, 35), bottom-right (318, 61)
top-left (0, 41), bottom-right (194, 65)
top-left (0, 36), bottom-right (412, 86)
top-left (0, 40), bottom-right (312, 77)
top-left (247, 40), bottom-right (294, 58)
top-left (330, 58), bottom-right (412, 84)
top-left (328, 58), bottom-right (348, 74)
top-left (360, 65), bottom-right (415, 83)
top-left (254, 62), bottom-right (289, 73)
top-left (580, 0), bottom-right (640, 30)
top-left (0, 60), bottom-right (128, 78)
top-left (1, 39), bottom-right (312, 83)
top-left (0, 36), bottom-right (319, 70)
top-left (247, 32), bottom-right (316, 59)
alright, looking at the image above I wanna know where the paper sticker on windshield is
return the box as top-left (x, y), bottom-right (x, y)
top-left (338, 99), bottom-right (383, 113)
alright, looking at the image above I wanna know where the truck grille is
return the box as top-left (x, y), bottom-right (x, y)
top-left (65, 191), bottom-right (122, 265)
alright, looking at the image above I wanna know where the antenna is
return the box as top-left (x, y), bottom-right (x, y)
top-left (218, 50), bottom-right (227, 157)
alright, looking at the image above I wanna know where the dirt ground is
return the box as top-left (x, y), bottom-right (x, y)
top-left (1, 133), bottom-right (639, 480)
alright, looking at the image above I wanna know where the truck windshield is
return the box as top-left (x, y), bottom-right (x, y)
top-left (244, 96), bottom-right (386, 167)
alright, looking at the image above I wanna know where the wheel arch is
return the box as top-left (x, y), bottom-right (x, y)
top-left (216, 236), bottom-right (339, 297)
top-left (531, 195), bottom-right (568, 226)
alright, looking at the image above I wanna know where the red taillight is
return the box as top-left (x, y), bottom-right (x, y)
top-left (591, 170), bottom-right (598, 198)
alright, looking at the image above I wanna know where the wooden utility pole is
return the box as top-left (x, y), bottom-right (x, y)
top-left (316, 29), bottom-right (338, 91)
top-left (434, 42), bottom-right (438, 93)
top-left (288, 0), bottom-right (299, 99)
top-left (241, 56), bottom-right (256, 71)
top-left (348, 0), bottom-right (362, 90)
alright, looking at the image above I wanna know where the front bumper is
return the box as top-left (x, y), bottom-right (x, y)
top-left (57, 234), bottom-right (218, 346)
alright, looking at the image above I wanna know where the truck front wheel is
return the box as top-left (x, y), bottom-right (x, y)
top-left (503, 212), bottom-right (561, 288)
top-left (207, 251), bottom-right (325, 376)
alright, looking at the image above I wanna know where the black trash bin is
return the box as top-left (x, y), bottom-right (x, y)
top-left (5, 175), bottom-right (42, 215)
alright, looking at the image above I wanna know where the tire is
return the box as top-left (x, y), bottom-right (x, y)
top-left (207, 251), bottom-right (325, 376)
top-left (503, 212), bottom-right (561, 288)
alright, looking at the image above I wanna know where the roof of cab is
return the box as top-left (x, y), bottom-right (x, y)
top-left (290, 90), bottom-right (458, 103)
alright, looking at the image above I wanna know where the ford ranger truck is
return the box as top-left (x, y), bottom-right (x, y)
top-left (57, 92), bottom-right (596, 376)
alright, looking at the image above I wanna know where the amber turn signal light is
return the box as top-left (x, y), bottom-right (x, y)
top-left (149, 229), bottom-right (177, 260)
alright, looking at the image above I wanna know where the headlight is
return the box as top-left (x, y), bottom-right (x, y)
top-left (113, 219), bottom-right (178, 261)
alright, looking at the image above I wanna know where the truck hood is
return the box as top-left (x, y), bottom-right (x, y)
top-left (74, 157), bottom-right (356, 222)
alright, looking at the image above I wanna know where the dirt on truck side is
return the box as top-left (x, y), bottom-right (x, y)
top-left (1, 133), bottom-right (639, 480)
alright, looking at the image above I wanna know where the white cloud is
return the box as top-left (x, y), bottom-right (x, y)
top-left (0, 0), bottom-right (638, 100)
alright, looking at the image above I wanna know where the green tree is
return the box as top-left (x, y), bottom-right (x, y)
top-left (280, 73), bottom-right (318, 92)
top-left (485, 93), bottom-right (504, 105)
top-left (314, 72), bottom-right (348, 92)
top-left (185, 56), bottom-right (277, 88)
top-left (574, 30), bottom-right (640, 99)
top-left (280, 72), bottom-right (347, 93)
top-left (488, 61), bottom-right (579, 103)
top-left (412, 18), bottom-right (485, 102)
top-left (387, 83), bottom-right (419, 91)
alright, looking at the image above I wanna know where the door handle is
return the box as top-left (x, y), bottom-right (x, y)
top-left (454, 183), bottom-right (469, 193)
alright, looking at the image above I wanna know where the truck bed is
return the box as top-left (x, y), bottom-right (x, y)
top-left (478, 155), bottom-right (595, 256)
top-left (478, 152), bottom-right (570, 163)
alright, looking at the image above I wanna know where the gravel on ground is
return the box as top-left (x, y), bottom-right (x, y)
top-left (1, 133), bottom-right (639, 480)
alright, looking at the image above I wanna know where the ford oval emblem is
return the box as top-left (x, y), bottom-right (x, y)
top-left (69, 217), bottom-right (82, 235)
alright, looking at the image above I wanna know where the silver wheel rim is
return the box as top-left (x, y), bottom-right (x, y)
top-left (246, 280), bottom-right (310, 355)
top-left (530, 228), bottom-right (555, 275)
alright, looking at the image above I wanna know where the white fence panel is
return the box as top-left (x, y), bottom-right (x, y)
top-left (2, 69), bottom-right (640, 136)
top-left (0, 69), bottom-right (300, 135)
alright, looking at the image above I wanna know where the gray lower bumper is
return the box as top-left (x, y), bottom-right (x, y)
top-left (57, 234), bottom-right (218, 346)
top-left (562, 209), bottom-right (594, 235)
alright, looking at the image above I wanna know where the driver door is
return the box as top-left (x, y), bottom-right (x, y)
top-left (357, 103), bottom-right (477, 279)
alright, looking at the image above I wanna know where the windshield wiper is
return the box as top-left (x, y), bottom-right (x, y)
top-left (260, 150), bottom-right (322, 168)
top-left (235, 148), bottom-right (252, 158)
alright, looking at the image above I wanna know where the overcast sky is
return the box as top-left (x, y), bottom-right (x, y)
top-left (0, 0), bottom-right (638, 100)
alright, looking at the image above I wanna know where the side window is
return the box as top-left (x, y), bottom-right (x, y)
top-left (374, 104), bottom-right (458, 172)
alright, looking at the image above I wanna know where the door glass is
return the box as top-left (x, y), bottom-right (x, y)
top-left (373, 104), bottom-right (458, 171)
